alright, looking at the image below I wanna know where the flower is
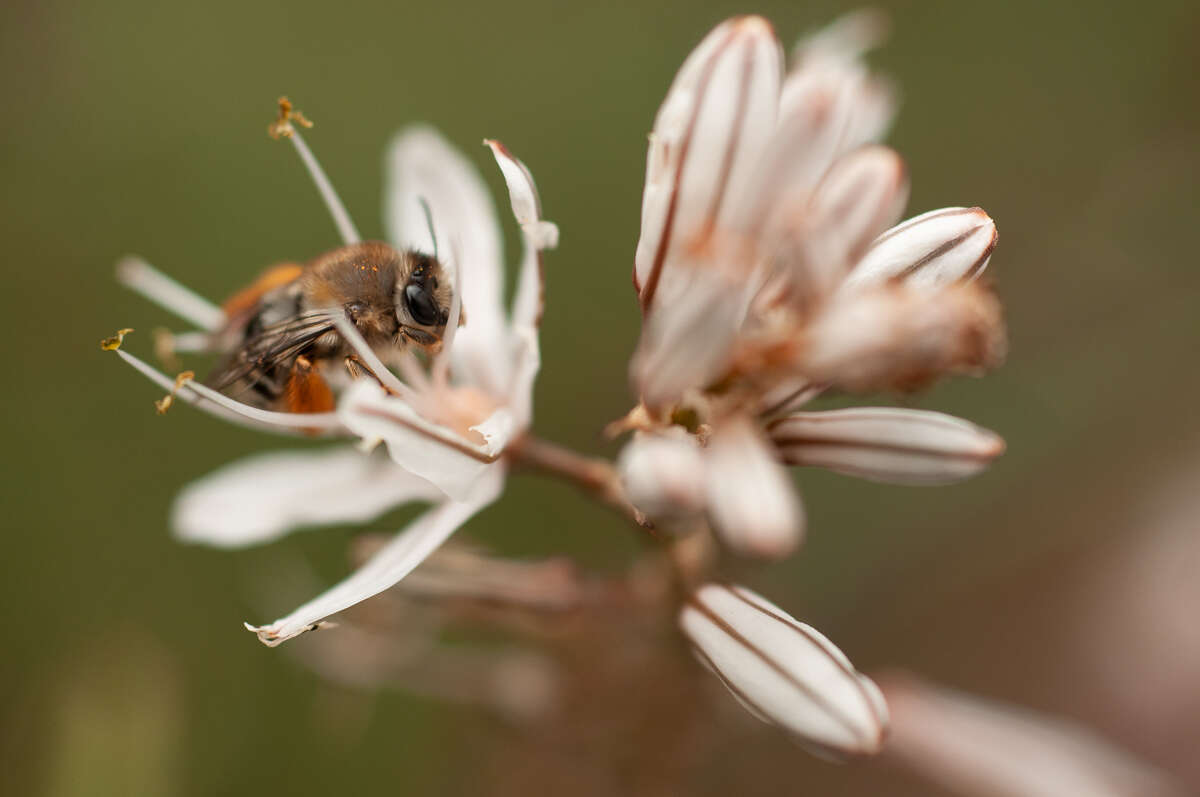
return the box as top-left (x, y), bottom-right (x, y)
top-left (110, 117), bottom-right (556, 645)
top-left (616, 13), bottom-right (1007, 557)
top-left (680, 583), bottom-right (888, 757)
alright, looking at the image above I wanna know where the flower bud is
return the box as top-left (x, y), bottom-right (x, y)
top-left (617, 430), bottom-right (708, 525)
top-left (843, 206), bottom-right (998, 292)
top-left (704, 415), bottom-right (804, 559)
top-left (801, 145), bottom-right (909, 290)
top-left (634, 16), bottom-right (783, 314)
top-left (769, 407), bottom-right (1005, 485)
top-left (800, 281), bottom-right (1006, 393)
top-left (681, 583), bottom-right (889, 756)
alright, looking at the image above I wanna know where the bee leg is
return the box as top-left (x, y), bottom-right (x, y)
top-left (285, 356), bottom-right (336, 414)
top-left (344, 355), bottom-right (396, 394)
top-left (344, 355), bottom-right (369, 381)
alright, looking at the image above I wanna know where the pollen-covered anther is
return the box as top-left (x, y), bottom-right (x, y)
top-left (100, 328), bottom-right (134, 351)
top-left (155, 370), bottom-right (195, 415)
top-left (267, 95), bottom-right (313, 140)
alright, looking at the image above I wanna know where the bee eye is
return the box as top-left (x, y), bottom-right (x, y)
top-left (404, 282), bottom-right (441, 327)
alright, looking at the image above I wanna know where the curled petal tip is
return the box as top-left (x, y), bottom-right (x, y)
top-left (527, 220), bottom-right (559, 250)
top-left (243, 622), bottom-right (284, 647)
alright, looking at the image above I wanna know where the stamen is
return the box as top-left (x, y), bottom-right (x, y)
top-left (113, 349), bottom-right (345, 436)
top-left (331, 314), bottom-right (419, 402)
top-left (115, 257), bottom-right (224, 332)
top-left (269, 97), bottom-right (362, 247)
top-left (184, 378), bottom-right (344, 431)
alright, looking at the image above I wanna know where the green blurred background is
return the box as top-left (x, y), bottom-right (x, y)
top-left (2, 0), bottom-right (1198, 794)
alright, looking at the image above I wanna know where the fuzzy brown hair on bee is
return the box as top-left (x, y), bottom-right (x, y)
top-left (207, 241), bottom-right (454, 413)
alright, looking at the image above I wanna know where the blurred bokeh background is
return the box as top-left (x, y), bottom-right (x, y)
top-left (2, 0), bottom-right (1198, 794)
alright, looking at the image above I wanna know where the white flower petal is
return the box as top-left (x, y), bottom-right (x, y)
top-left (506, 325), bottom-right (539, 432)
top-left (757, 10), bottom-right (895, 220)
top-left (484, 139), bottom-right (559, 251)
top-left (247, 465), bottom-right (505, 646)
top-left (634, 16), bottom-right (783, 313)
top-left (768, 61), bottom-right (894, 203)
top-left (338, 381), bottom-right (507, 501)
top-left (171, 447), bottom-right (441, 548)
top-left (704, 415), bottom-right (804, 559)
top-left (484, 139), bottom-right (555, 427)
top-left (801, 145), bottom-right (909, 290)
top-left (617, 429), bottom-right (708, 524)
top-left (384, 127), bottom-right (509, 394)
top-left (792, 8), bottom-right (890, 66)
top-left (681, 583), bottom-right (888, 756)
top-left (769, 407), bottom-right (1005, 485)
top-left (883, 675), bottom-right (1188, 797)
top-left (844, 206), bottom-right (998, 292)
top-left (630, 266), bottom-right (745, 410)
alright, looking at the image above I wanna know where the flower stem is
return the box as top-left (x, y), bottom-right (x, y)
top-left (506, 434), bottom-right (653, 531)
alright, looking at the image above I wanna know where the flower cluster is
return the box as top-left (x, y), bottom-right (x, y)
top-left (610, 13), bottom-right (1006, 751)
top-left (106, 11), bottom-right (1009, 762)
top-left (617, 14), bottom-right (1005, 557)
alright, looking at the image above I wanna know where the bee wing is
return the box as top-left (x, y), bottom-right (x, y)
top-left (208, 311), bottom-right (339, 392)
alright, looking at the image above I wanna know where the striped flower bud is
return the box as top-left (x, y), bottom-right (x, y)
top-left (768, 407), bottom-right (1005, 485)
top-left (681, 583), bottom-right (888, 757)
top-left (843, 206), bottom-right (998, 292)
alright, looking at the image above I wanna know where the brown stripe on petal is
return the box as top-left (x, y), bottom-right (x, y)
top-left (640, 26), bottom-right (741, 316)
top-left (869, 206), bottom-right (980, 249)
top-left (726, 585), bottom-right (889, 735)
top-left (687, 589), bottom-right (874, 748)
top-left (771, 435), bottom-right (1000, 463)
top-left (700, 36), bottom-right (757, 241)
top-left (765, 406), bottom-right (982, 433)
top-left (758, 381), bottom-right (825, 417)
top-left (688, 641), bottom-right (856, 761)
top-left (963, 222), bottom-right (999, 280)
top-left (895, 224), bottom-right (985, 280)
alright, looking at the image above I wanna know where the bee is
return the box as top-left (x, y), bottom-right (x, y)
top-left (207, 241), bottom-right (453, 413)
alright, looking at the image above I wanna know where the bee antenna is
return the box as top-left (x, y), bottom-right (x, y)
top-left (417, 196), bottom-right (439, 260)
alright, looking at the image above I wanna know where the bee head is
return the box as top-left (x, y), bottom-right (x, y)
top-left (395, 251), bottom-right (452, 347)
